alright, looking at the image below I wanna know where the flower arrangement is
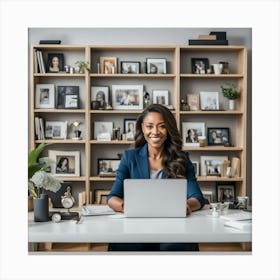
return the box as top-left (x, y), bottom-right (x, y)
top-left (220, 84), bottom-right (240, 100)
top-left (75, 61), bottom-right (91, 73)
top-left (29, 171), bottom-right (61, 198)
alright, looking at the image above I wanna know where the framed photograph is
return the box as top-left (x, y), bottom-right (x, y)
top-left (200, 91), bottom-right (219, 110)
top-left (49, 150), bottom-right (80, 177)
top-left (91, 86), bottom-right (109, 108)
top-left (207, 127), bottom-right (230, 146)
top-left (152, 90), bottom-right (169, 105)
top-left (100, 57), bottom-right (117, 74)
top-left (146, 58), bottom-right (167, 74)
top-left (94, 190), bottom-right (111, 204)
top-left (216, 183), bottom-right (236, 203)
top-left (202, 190), bottom-right (213, 204)
top-left (56, 86), bottom-right (80, 109)
top-left (97, 158), bottom-right (121, 177)
top-left (200, 155), bottom-right (228, 176)
top-left (35, 84), bottom-right (55, 109)
top-left (182, 122), bottom-right (205, 146)
top-left (191, 58), bottom-right (209, 74)
top-left (112, 84), bottom-right (143, 110)
top-left (120, 61), bottom-right (140, 74)
top-left (94, 121), bottom-right (113, 141)
top-left (192, 161), bottom-right (199, 177)
top-left (45, 121), bottom-right (67, 139)
top-left (124, 119), bottom-right (136, 141)
top-left (186, 93), bottom-right (200, 111)
top-left (47, 53), bottom-right (64, 73)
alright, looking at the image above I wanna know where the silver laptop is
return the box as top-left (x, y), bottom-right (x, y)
top-left (124, 179), bottom-right (187, 217)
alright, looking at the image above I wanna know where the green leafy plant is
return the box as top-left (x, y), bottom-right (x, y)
top-left (75, 61), bottom-right (91, 73)
top-left (221, 84), bottom-right (240, 100)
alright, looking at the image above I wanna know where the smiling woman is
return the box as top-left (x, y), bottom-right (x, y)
top-left (106, 104), bottom-right (205, 251)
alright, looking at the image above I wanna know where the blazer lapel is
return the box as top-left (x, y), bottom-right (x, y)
top-left (136, 144), bottom-right (150, 179)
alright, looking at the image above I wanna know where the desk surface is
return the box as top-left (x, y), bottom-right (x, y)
top-left (28, 209), bottom-right (252, 243)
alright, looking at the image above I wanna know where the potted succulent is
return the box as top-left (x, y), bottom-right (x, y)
top-left (220, 83), bottom-right (240, 110)
top-left (75, 61), bottom-right (91, 73)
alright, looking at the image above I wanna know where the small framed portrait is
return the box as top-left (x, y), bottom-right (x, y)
top-left (100, 57), bottom-right (117, 74)
top-left (146, 58), bottom-right (167, 74)
top-left (94, 121), bottom-right (113, 141)
top-left (120, 61), bottom-right (141, 74)
top-left (202, 190), bottom-right (213, 204)
top-left (35, 84), bottom-right (55, 109)
top-left (207, 127), bottom-right (230, 146)
top-left (191, 58), bottom-right (209, 74)
top-left (91, 86), bottom-right (109, 109)
top-left (152, 90), bottom-right (169, 105)
top-left (200, 91), bottom-right (219, 110)
top-left (56, 86), bottom-right (80, 109)
top-left (200, 155), bottom-right (228, 176)
top-left (182, 122), bottom-right (205, 146)
top-left (216, 183), bottom-right (236, 203)
top-left (192, 161), bottom-right (199, 177)
top-left (97, 158), bottom-right (121, 177)
top-left (94, 189), bottom-right (111, 204)
top-left (112, 84), bottom-right (143, 110)
top-left (45, 121), bottom-right (68, 139)
top-left (186, 93), bottom-right (200, 111)
top-left (124, 119), bottom-right (136, 141)
top-left (47, 53), bottom-right (64, 73)
top-left (49, 150), bottom-right (80, 177)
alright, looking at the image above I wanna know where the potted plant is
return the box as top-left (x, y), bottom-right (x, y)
top-left (220, 84), bottom-right (240, 110)
top-left (75, 61), bottom-right (91, 73)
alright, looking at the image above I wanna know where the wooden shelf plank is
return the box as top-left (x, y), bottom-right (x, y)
top-left (180, 74), bottom-right (243, 78)
top-left (54, 176), bottom-right (86, 181)
top-left (197, 176), bottom-right (243, 182)
top-left (180, 110), bottom-right (242, 115)
top-left (183, 146), bottom-right (243, 151)
top-left (35, 139), bottom-right (86, 144)
top-left (90, 140), bottom-right (133, 145)
top-left (34, 109), bottom-right (86, 113)
top-left (90, 176), bottom-right (116, 181)
top-left (90, 74), bottom-right (176, 78)
top-left (34, 73), bottom-right (86, 77)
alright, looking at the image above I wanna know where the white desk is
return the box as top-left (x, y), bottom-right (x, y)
top-left (28, 209), bottom-right (251, 243)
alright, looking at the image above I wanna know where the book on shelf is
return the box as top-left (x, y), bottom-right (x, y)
top-left (35, 50), bottom-right (46, 73)
top-left (34, 117), bottom-right (45, 140)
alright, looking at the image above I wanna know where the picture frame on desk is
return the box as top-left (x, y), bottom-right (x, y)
top-left (45, 121), bottom-right (67, 139)
top-left (47, 53), bottom-right (64, 73)
top-left (35, 84), bottom-right (55, 109)
top-left (112, 84), bottom-right (143, 110)
top-left (207, 127), bottom-right (229, 146)
top-left (97, 158), bottom-right (120, 177)
top-left (216, 183), bottom-right (236, 203)
top-left (49, 150), bottom-right (80, 177)
top-left (146, 58), bottom-right (167, 74)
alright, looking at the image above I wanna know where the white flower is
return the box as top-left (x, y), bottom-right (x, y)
top-left (30, 171), bottom-right (61, 193)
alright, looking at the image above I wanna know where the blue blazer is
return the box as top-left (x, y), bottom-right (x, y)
top-left (107, 144), bottom-right (205, 208)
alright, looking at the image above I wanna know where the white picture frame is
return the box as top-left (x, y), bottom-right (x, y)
top-left (152, 90), bottom-right (169, 105)
top-left (200, 155), bottom-right (228, 176)
top-left (49, 150), bottom-right (80, 177)
top-left (146, 58), bottom-right (167, 74)
top-left (35, 84), bottom-right (55, 109)
top-left (45, 121), bottom-right (67, 139)
top-left (200, 91), bottom-right (219, 110)
top-left (112, 84), bottom-right (143, 110)
top-left (182, 122), bottom-right (205, 147)
top-left (94, 121), bottom-right (113, 141)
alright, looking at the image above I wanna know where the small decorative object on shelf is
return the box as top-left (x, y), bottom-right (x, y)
top-left (221, 83), bottom-right (240, 110)
top-left (71, 120), bottom-right (82, 140)
top-left (180, 99), bottom-right (189, 111)
top-left (143, 91), bottom-right (151, 108)
top-left (75, 60), bottom-right (91, 73)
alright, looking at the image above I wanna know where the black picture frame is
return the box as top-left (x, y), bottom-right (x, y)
top-left (120, 61), bottom-right (141, 74)
top-left (207, 127), bottom-right (229, 146)
top-left (191, 58), bottom-right (209, 74)
top-left (216, 183), bottom-right (236, 203)
top-left (97, 158), bottom-right (121, 177)
top-left (47, 53), bottom-right (64, 73)
top-left (56, 86), bottom-right (80, 109)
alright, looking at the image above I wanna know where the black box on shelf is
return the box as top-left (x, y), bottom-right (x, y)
top-left (189, 39), bottom-right (228, 45)
top-left (209, 32), bottom-right (227, 40)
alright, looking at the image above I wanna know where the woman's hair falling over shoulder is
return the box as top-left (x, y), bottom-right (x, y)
top-left (135, 104), bottom-right (186, 178)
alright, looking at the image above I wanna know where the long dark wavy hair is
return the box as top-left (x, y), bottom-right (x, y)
top-left (134, 104), bottom-right (186, 178)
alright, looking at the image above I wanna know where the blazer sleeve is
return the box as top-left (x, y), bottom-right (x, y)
top-left (184, 151), bottom-right (205, 209)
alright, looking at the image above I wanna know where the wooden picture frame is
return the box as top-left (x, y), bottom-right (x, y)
top-left (49, 150), bottom-right (80, 177)
top-left (216, 183), bottom-right (236, 203)
top-left (207, 127), bottom-right (230, 146)
top-left (97, 158), bottom-right (120, 177)
top-left (35, 84), bottom-right (55, 109)
top-left (47, 53), bottom-right (64, 73)
top-left (200, 91), bottom-right (219, 110)
top-left (100, 57), bottom-right (117, 74)
top-left (152, 90), bottom-right (169, 105)
top-left (45, 121), bottom-right (68, 139)
top-left (112, 84), bottom-right (143, 110)
top-left (186, 93), bottom-right (200, 111)
top-left (146, 58), bottom-right (167, 74)
top-left (191, 58), bottom-right (209, 74)
top-left (120, 61), bottom-right (141, 74)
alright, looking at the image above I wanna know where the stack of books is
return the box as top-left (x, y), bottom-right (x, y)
top-left (189, 32), bottom-right (228, 45)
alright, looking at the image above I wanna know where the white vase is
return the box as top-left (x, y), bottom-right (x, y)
top-left (228, 99), bottom-right (235, 110)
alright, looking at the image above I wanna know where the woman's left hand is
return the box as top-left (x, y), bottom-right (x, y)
top-left (186, 204), bottom-right (192, 216)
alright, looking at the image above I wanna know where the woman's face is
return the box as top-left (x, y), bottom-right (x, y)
top-left (62, 159), bottom-right (68, 166)
top-left (141, 112), bottom-right (167, 149)
top-left (52, 57), bottom-right (59, 67)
